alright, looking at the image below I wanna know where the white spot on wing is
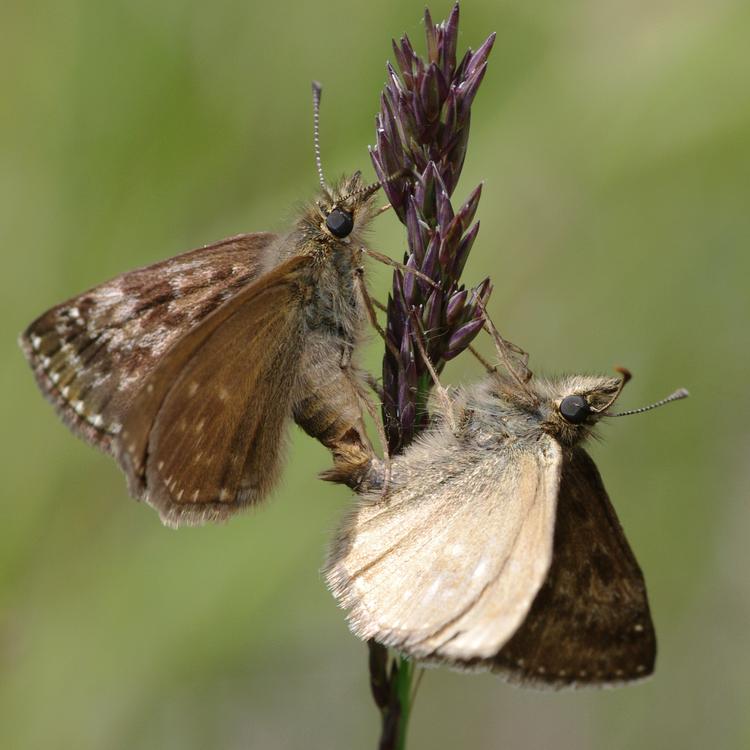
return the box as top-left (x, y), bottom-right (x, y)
top-left (473, 560), bottom-right (488, 579)
top-left (425, 577), bottom-right (443, 600)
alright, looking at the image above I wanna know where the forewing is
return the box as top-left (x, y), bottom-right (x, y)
top-left (326, 432), bottom-right (562, 661)
top-left (20, 233), bottom-right (275, 453)
top-left (492, 446), bottom-right (656, 687)
top-left (118, 254), bottom-right (313, 527)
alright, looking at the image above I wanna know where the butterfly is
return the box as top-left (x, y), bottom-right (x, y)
top-left (20, 84), bottom-right (390, 528)
top-left (326, 314), bottom-right (688, 687)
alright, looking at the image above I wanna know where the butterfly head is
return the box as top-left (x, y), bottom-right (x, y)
top-left (311, 171), bottom-right (380, 243)
top-left (533, 370), bottom-right (628, 445)
top-left (533, 367), bottom-right (688, 446)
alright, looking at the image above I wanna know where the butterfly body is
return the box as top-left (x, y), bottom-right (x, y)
top-left (21, 174), bottom-right (380, 527)
top-left (326, 372), bottom-right (656, 687)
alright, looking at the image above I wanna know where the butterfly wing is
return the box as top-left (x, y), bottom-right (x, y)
top-left (20, 233), bottom-right (275, 453)
top-left (326, 429), bottom-right (562, 661)
top-left (492, 446), bottom-right (656, 687)
top-left (117, 254), bottom-right (314, 527)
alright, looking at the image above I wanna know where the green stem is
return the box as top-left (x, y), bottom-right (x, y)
top-left (395, 656), bottom-right (414, 750)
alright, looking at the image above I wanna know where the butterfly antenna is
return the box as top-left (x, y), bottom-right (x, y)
top-left (311, 81), bottom-right (327, 190)
top-left (344, 166), bottom-right (410, 203)
top-left (591, 366), bottom-right (632, 414)
top-left (609, 387), bottom-right (689, 417)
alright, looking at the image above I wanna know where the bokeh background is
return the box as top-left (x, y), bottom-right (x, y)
top-left (2, 1), bottom-right (748, 748)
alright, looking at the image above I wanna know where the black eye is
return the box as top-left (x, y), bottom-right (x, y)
top-left (325, 207), bottom-right (354, 238)
top-left (559, 395), bottom-right (590, 424)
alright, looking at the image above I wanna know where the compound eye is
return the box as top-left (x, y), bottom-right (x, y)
top-left (325, 207), bottom-right (354, 238)
top-left (559, 395), bottom-right (591, 424)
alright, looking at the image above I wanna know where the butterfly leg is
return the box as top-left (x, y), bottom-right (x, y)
top-left (360, 247), bottom-right (439, 289)
top-left (475, 298), bottom-right (533, 386)
top-left (354, 265), bottom-right (401, 363)
top-left (356, 385), bottom-right (392, 497)
top-left (468, 344), bottom-right (498, 374)
top-left (352, 262), bottom-right (391, 492)
top-left (370, 297), bottom-right (388, 314)
top-left (408, 308), bottom-right (457, 433)
top-left (364, 372), bottom-right (384, 401)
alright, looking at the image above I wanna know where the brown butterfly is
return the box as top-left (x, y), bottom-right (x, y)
top-left (20, 84), bottom-right (387, 528)
top-left (326, 314), bottom-right (688, 687)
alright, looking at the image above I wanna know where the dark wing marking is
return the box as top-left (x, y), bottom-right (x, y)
top-left (19, 233), bottom-right (275, 453)
top-left (492, 446), bottom-right (656, 687)
top-left (117, 254), bottom-right (315, 527)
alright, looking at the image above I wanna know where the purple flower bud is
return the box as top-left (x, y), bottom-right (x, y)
top-left (477, 277), bottom-right (493, 305)
top-left (406, 198), bottom-right (426, 263)
top-left (402, 255), bottom-right (418, 306)
top-left (454, 48), bottom-right (472, 80)
top-left (424, 8), bottom-right (439, 64)
top-left (441, 4), bottom-right (460, 80)
top-left (446, 289), bottom-right (467, 325)
top-left (420, 64), bottom-right (442, 123)
top-left (436, 183), bottom-right (454, 229)
top-left (422, 287), bottom-right (444, 336)
top-left (459, 64), bottom-right (488, 118)
top-left (421, 231), bottom-right (440, 283)
top-left (444, 317), bottom-right (484, 360)
top-left (452, 220), bottom-right (480, 278)
top-left (439, 217), bottom-right (463, 269)
top-left (465, 32), bottom-right (496, 79)
top-left (464, 279), bottom-right (492, 322)
top-left (440, 91), bottom-right (458, 149)
top-left (456, 184), bottom-right (483, 231)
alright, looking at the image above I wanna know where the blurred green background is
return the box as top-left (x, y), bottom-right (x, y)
top-left (2, 1), bottom-right (748, 748)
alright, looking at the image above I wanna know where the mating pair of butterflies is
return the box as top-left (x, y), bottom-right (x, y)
top-left (21, 167), bottom-right (685, 688)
